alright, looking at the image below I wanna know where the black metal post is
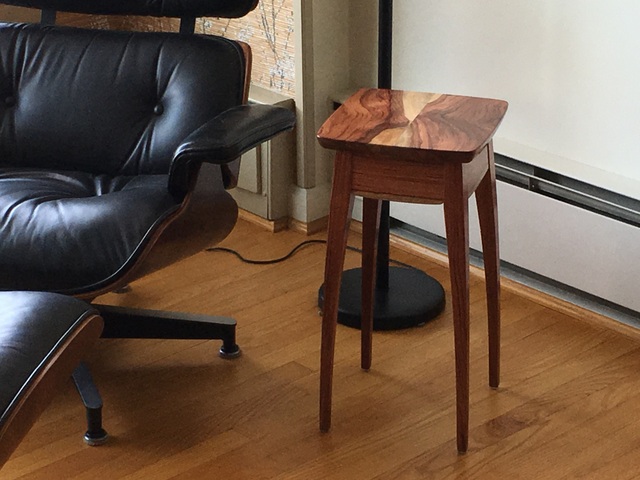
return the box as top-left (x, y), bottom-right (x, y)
top-left (378, 0), bottom-right (393, 90)
top-left (318, 0), bottom-right (446, 330)
top-left (376, 0), bottom-right (393, 291)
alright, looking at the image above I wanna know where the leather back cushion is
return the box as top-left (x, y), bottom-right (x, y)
top-left (0, 0), bottom-right (259, 18)
top-left (0, 22), bottom-right (246, 175)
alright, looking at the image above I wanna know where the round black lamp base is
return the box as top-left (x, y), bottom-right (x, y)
top-left (318, 267), bottom-right (446, 330)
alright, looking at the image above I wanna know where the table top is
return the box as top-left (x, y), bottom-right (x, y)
top-left (317, 88), bottom-right (508, 163)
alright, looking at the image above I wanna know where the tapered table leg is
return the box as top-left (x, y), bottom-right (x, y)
top-left (320, 152), bottom-right (355, 432)
top-left (361, 197), bottom-right (382, 370)
top-left (475, 141), bottom-right (501, 389)
top-left (444, 164), bottom-right (471, 454)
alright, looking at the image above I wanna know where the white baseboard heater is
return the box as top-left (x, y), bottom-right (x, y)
top-left (389, 154), bottom-right (640, 316)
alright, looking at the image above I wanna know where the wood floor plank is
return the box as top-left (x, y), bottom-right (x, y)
top-left (3, 219), bottom-right (640, 479)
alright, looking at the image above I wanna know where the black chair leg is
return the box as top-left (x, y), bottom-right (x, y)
top-left (72, 362), bottom-right (108, 446)
top-left (94, 304), bottom-right (241, 358)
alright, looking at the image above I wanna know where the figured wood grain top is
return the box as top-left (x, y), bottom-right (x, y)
top-left (317, 88), bottom-right (508, 163)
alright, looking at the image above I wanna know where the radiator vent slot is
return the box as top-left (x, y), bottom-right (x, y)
top-left (495, 154), bottom-right (640, 228)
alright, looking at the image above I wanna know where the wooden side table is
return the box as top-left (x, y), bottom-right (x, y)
top-left (316, 88), bottom-right (508, 453)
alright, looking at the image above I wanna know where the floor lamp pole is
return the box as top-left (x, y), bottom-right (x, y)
top-left (376, 0), bottom-right (392, 291)
top-left (318, 0), bottom-right (445, 330)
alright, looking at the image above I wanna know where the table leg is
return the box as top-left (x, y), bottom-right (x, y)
top-left (444, 164), bottom-right (471, 453)
top-left (475, 140), bottom-right (501, 389)
top-left (320, 152), bottom-right (355, 432)
top-left (361, 197), bottom-right (382, 370)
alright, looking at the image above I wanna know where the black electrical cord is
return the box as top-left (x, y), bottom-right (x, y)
top-left (205, 239), bottom-right (325, 265)
top-left (205, 239), bottom-right (419, 270)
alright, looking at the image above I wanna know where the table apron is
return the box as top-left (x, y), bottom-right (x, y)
top-left (347, 146), bottom-right (489, 204)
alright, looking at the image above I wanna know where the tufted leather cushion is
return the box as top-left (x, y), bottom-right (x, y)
top-left (0, 23), bottom-right (246, 176)
top-left (0, 0), bottom-right (259, 18)
top-left (0, 22), bottom-right (247, 294)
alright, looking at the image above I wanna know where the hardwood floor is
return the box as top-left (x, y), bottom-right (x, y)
top-left (3, 219), bottom-right (640, 479)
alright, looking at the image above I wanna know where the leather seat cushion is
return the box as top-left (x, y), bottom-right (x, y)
top-left (0, 168), bottom-right (181, 294)
top-left (0, 291), bottom-right (97, 431)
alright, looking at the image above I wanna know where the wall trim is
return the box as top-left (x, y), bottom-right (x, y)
top-left (238, 209), bottom-right (289, 233)
top-left (288, 216), bottom-right (328, 236)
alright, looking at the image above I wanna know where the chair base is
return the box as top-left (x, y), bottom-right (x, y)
top-left (70, 305), bottom-right (241, 445)
top-left (318, 267), bottom-right (446, 330)
top-left (94, 304), bottom-right (240, 358)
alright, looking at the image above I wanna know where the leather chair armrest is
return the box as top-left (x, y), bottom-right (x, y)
top-left (168, 104), bottom-right (295, 195)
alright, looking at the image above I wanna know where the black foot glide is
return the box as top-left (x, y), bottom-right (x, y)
top-left (219, 341), bottom-right (241, 359)
top-left (72, 362), bottom-right (108, 446)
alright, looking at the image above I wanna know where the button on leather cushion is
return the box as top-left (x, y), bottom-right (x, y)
top-left (0, 169), bottom-right (180, 294)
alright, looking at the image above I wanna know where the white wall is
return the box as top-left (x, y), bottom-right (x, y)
top-left (291, 0), bottom-right (354, 223)
top-left (393, 0), bottom-right (640, 198)
top-left (391, 1), bottom-right (640, 311)
top-left (349, 0), bottom-right (379, 88)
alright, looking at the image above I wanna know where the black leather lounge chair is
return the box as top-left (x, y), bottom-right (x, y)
top-left (0, 0), bottom-right (296, 444)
